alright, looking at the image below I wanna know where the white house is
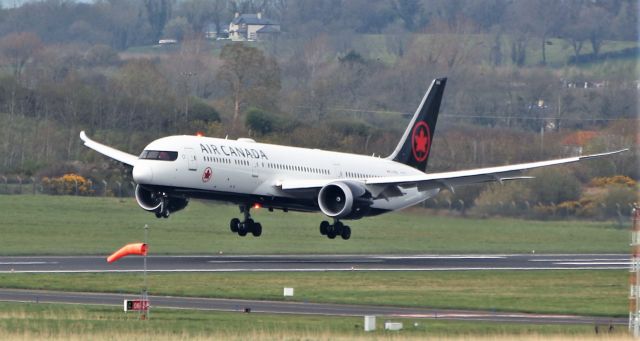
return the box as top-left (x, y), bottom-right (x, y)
top-left (229, 12), bottom-right (280, 41)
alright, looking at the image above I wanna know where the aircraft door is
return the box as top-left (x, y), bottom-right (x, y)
top-left (252, 160), bottom-right (260, 184)
top-left (184, 147), bottom-right (198, 171)
top-left (332, 164), bottom-right (342, 178)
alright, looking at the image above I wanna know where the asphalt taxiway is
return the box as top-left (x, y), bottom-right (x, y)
top-left (0, 288), bottom-right (625, 325)
top-left (0, 253), bottom-right (629, 273)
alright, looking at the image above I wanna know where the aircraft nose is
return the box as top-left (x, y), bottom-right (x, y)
top-left (132, 165), bottom-right (153, 184)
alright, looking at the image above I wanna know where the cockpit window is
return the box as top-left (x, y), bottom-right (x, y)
top-left (139, 150), bottom-right (178, 161)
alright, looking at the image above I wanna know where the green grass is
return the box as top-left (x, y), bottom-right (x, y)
top-left (0, 270), bottom-right (627, 316)
top-left (0, 195), bottom-right (628, 255)
top-left (0, 301), bottom-right (619, 340)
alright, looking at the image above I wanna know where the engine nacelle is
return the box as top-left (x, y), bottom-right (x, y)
top-left (317, 181), bottom-right (372, 219)
top-left (135, 185), bottom-right (188, 213)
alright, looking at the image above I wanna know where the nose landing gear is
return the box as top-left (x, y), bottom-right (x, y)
top-left (230, 205), bottom-right (262, 237)
top-left (319, 220), bottom-right (351, 240)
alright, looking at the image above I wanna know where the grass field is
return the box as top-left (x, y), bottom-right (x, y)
top-left (0, 270), bottom-right (627, 317)
top-left (0, 195), bottom-right (628, 255)
top-left (0, 301), bottom-right (626, 340)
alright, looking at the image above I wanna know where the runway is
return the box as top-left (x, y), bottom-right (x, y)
top-left (0, 254), bottom-right (629, 273)
top-left (0, 288), bottom-right (625, 325)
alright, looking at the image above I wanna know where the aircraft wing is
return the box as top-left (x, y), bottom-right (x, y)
top-left (80, 131), bottom-right (138, 166)
top-left (279, 149), bottom-right (628, 194)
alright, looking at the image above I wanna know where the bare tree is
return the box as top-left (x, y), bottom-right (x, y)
top-left (0, 32), bottom-right (42, 81)
top-left (527, 0), bottom-right (567, 65)
top-left (216, 44), bottom-right (281, 133)
top-left (581, 5), bottom-right (613, 58)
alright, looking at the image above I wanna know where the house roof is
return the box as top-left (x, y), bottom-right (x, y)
top-left (256, 25), bottom-right (280, 33)
top-left (231, 14), bottom-right (278, 26)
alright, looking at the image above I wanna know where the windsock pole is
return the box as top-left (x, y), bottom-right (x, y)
top-left (142, 224), bottom-right (149, 320)
top-left (630, 204), bottom-right (639, 337)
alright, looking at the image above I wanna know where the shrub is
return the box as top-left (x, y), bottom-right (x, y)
top-left (42, 174), bottom-right (93, 196)
top-left (556, 200), bottom-right (581, 217)
top-left (589, 175), bottom-right (636, 188)
top-left (246, 107), bottom-right (279, 135)
top-left (576, 184), bottom-right (638, 219)
top-left (528, 168), bottom-right (582, 205)
top-left (472, 182), bottom-right (532, 217)
top-left (189, 99), bottom-right (220, 123)
top-left (531, 203), bottom-right (557, 220)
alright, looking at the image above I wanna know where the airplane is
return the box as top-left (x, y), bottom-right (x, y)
top-left (80, 78), bottom-right (626, 240)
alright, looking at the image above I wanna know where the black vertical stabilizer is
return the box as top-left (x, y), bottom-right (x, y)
top-left (386, 78), bottom-right (446, 172)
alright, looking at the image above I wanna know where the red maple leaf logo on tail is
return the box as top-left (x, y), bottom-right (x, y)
top-left (411, 121), bottom-right (431, 162)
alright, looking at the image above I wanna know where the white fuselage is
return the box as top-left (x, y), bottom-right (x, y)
top-left (135, 135), bottom-right (439, 216)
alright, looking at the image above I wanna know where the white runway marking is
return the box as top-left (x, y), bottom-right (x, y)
top-left (555, 262), bottom-right (630, 265)
top-left (0, 266), bottom-right (629, 274)
top-left (529, 258), bottom-right (627, 262)
top-left (206, 260), bottom-right (381, 263)
top-left (0, 262), bottom-right (57, 265)
top-left (377, 256), bottom-right (506, 259)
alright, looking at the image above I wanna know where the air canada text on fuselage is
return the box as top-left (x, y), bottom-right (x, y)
top-left (200, 143), bottom-right (268, 160)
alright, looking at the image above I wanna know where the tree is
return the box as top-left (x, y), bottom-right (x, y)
top-left (110, 59), bottom-right (175, 139)
top-left (102, 0), bottom-right (153, 50)
top-left (612, 0), bottom-right (638, 41)
top-left (505, 2), bottom-right (533, 66)
top-left (528, 168), bottom-right (582, 205)
top-left (390, 0), bottom-right (422, 31)
top-left (179, 0), bottom-right (216, 35)
top-left (581, 5), bottom-right (613, 58)
top-left (217, 44), bottom-right (281, 133)
top-left (526, 0), bottom-right (567, 65)
top-left (163, 16), bottom-right (193, 41)
top-left (0, 32), bottom-right (42, 81)
top-left (144, 0), bottom-right (172, 42)
top-left (562, 2), bottom-right (590, 61)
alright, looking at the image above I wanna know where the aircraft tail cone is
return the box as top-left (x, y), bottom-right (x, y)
top-left (107, 243), bottom-right (148, 263)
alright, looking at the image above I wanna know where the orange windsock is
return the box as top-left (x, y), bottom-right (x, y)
top-left (107, 243), bottom-right (148, 263)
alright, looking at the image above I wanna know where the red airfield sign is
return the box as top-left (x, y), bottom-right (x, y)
top-left (124, 299), bottom-right (149, 312)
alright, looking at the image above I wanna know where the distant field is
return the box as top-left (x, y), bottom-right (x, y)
top-left (123, 34), bottom-right (638, 70)
top-left (0, 270), bottom-right (626, 316)
top-left (0, 195), bottom-right (628, 255)
top-left (0, 302), bottom-right (622, 340)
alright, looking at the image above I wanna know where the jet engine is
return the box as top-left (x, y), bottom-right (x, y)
top-left (317, 181), bottom-right (373, 219)
top-left (134, 185), bottom-right (188, 214)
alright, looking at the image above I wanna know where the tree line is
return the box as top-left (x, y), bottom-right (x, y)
top-left (0, 0), bottom-right (636, 62)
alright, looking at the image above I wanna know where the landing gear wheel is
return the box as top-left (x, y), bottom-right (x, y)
top-left (238, 223), bottom-right (248, 236)
top-left (341, 226), bottom-right (351, 240)
top-left (320, 221), bottom-right (330, 235)
top-left (327, 226), bottom-right (337, 239)
top-left (162, 209), bottom-right (170, 218)
top-left (230, 218), bottom-right (240, 233)
top-left (155, 212), bottom-right (162, 218)
top-left (231, 205), bottom-right (264, 237)
top-left (251, 223), bottom-right (262, 237)
top-left (334, 221), bottom-right (344, 235)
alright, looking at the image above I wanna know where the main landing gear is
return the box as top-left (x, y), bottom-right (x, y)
top-left (319, 219), bottom-right (351, 240)
top-left (154, 197), bottom-right (170, 219)
top-left (229, 205), bottom-right (262, 237)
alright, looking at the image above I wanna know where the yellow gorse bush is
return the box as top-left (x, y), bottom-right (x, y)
top-left (41, 174), bottom-right (93, 195)
top-left (589, 175), bottom-right (637, 188)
